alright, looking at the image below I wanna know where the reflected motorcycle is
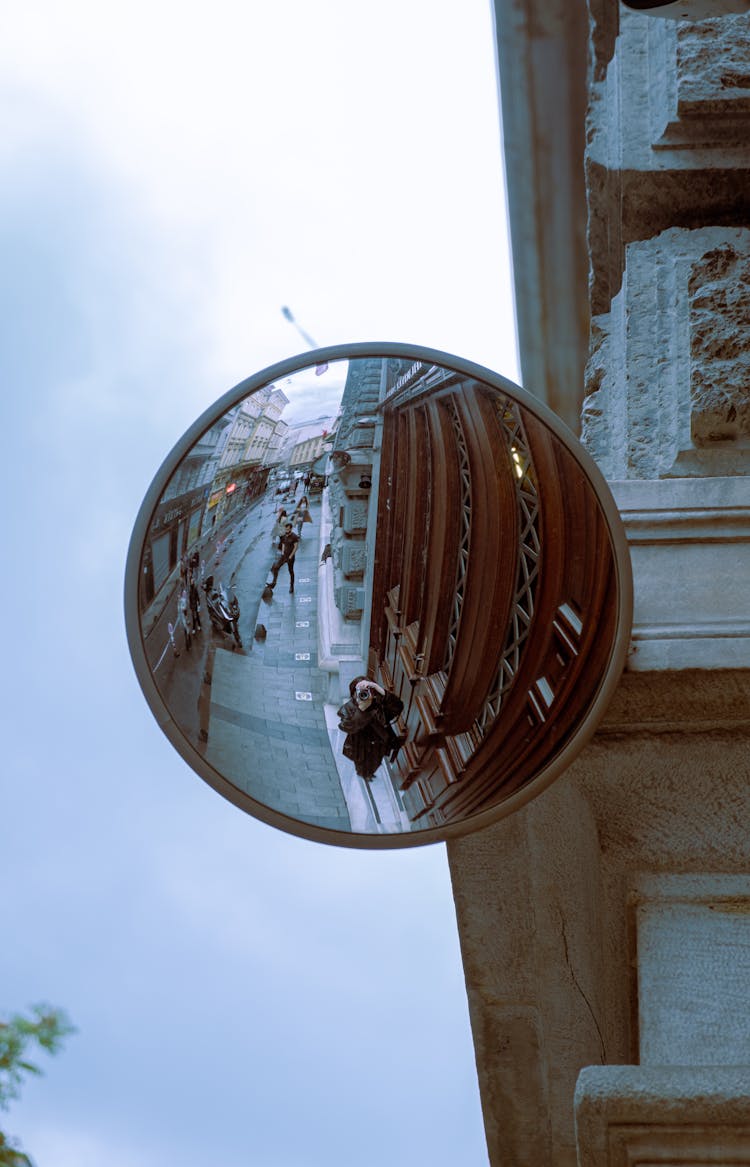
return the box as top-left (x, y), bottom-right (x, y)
top-left (203, 575), bottom-right (242, 647)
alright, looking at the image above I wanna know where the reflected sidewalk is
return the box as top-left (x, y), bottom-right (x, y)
top-left (322, 705), bottom-right (409, 833)
top-left (204, 495), bottom-right (352, 833)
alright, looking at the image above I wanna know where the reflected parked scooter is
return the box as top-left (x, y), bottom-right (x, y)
top-left (203, 575), bottom-right (242, 647)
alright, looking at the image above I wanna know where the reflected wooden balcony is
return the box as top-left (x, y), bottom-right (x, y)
top-left (369, 378), bottom-right (616, 828)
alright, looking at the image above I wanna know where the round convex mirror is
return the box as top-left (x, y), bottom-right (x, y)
top-left (125, 343), bottom-right (632, 848)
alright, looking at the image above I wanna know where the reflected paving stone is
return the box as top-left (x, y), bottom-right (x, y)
top-left (206, 648), bottom-right (348, 829)
top-left (209, 703), bottom-right (330, 746)
top-left (265, 653), bottom-right (316, 670)
top-left (262, 645), bottom-right (317, 666)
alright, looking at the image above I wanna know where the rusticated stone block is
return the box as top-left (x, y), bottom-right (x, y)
top-left (582, 225), bottom-right (750, 478)
top-left (675, 16), bottom-right (750, 120)
top-left (340, 543), bottom-right (366, 578)
top-left (334, 583), bottom-right (365, 620)
top-left (689, 243), bottom-right (750, 444)
top-left (341, 498), bottom-right (368, 534)
top-left (646, 15), bottom-right (750, 146)
top-left (585, 14), bottom-right (750, 314)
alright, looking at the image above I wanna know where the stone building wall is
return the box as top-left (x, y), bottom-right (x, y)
top-left (447, 4), bottom-right (750, 1165)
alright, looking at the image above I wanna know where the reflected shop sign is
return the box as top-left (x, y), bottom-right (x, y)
top-left (124, 343), bottom-right (633, 849)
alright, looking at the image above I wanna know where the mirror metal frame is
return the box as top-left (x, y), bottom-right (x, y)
top-left (124, 342), bottom-right (633, 849)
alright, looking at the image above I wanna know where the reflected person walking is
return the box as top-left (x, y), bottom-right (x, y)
top-left (268, 522), bottom-right (299, 594)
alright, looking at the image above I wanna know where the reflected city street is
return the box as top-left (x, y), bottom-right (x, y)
top-left (138, 359), bottom-right (412, 833)
top-left (130, 351), bottom-right (628, 841)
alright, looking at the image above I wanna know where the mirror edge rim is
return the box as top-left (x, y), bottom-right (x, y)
top-left (123, 341), bottom-right (634, 850)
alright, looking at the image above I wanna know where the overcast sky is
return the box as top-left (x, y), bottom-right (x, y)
top-left (0, 3), bottom-right (517, 1164)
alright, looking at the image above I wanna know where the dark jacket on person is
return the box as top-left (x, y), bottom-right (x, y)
top-left (337, 690), bottom-right (403, 779)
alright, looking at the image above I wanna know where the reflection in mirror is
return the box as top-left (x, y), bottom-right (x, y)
top-left (134, 355), bottom-right (625, 838)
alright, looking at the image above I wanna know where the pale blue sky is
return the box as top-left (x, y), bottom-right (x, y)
top-left (0, 3), bottom-right (517, 1164)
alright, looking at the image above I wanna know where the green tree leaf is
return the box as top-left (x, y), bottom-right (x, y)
top-left (0, 1004), bottom-right (75, 1165)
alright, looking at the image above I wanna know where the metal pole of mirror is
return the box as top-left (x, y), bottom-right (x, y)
top-left (281, 305), bottom-right (320, 350)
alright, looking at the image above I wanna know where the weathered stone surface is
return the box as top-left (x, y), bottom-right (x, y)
top-left (586, 12), bottom-right (750, 314)
top-left (689, 243), bottom-right (750, 444)
top-left (333, 582), bottom-right (364, 620)
top-left (635, 875), bottom-right (750, 1065)
top-left (676, 16), bottom-right (750, 118)
top-left (449, 664), bottom-right (750, 1166)
top-left (645, 16), bottom-right (750, 146)
top-left (587, 159), bottom-right (750, 316)
top-left (339, 543), bottom-right (365, 578)
top-left (600, 662), bottom-right (750, 732)
top-left (582, 226), bottom-right (750, 478)
top-left (448, 779), bottom-right (607, 1167)
top-left (341, 498), bottom-right (368, 534)
top-left (576, 1065), bottom-right (750, 1167)
top-left (453, 3), bottom-right (750, 1166)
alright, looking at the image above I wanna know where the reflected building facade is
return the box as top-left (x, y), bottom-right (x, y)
top-left (210, 385), bottom-right (290, 527)
top-left (139, 413), bottom-right (229, 611)
top-left (326, 359), bottom-right (384, 633)
top-left (321, 358), bottom-right (620, 830)
top-left (370, 363), bottom-right (615, 828)
top-left (139, 385), bottom-right (289, 623)
top-left (284, 419), bottom-right (336, 474)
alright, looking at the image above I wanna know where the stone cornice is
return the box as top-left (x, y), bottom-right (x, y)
top-left (598, 667), bottom-right (750, 734)
top-left (609, 478), bottom-right (750, 669)
top-left (576, 1066), bottom-right (750, 1167)
top-left (614, 476), bottom-right (750, 542)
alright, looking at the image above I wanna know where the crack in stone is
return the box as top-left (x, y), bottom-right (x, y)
top-left (558, 908), bottom-right (607, 1064)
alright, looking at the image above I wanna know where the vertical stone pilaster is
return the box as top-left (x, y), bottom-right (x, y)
top-left (448, 776), bottom-right (606, 1167)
